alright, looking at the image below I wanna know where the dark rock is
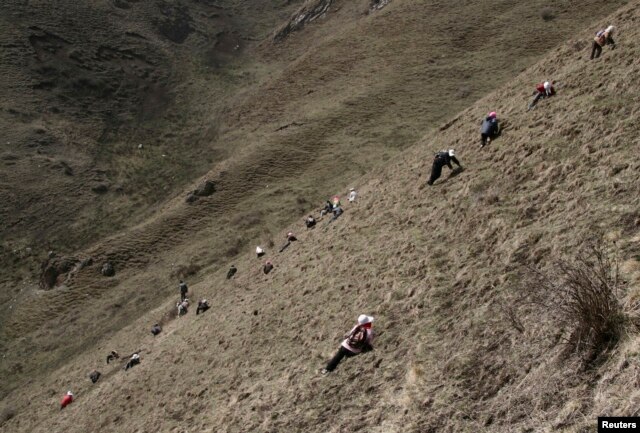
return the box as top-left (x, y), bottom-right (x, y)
top-left (91, 183), bottom-right (109, 193)
top-left (39, 256), bottom-right (78, 289)
top-left (194, 180), bottom-right (216, 197)
top-left (101, 262), bottom-right (115, 277)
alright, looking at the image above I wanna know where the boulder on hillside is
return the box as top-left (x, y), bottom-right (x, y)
top-left (39, 256), bottom-right (78, 290)
top-left (194, 180), bottom-right (216, 197)
top-left (101, 262), bottom-right (115, 277)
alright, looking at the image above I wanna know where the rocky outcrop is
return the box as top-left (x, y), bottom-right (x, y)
top-left (186, 180), bottom-right (216, 203)
top-left (273, 0), bottom-right (332, 43)
top-left (39, 256), bottom-right (93, 289)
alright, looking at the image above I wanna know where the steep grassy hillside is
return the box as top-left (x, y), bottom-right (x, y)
top-left (1, 1), bottom-right (638, 431)
top-left (0, 0), bottom-right (631, 397)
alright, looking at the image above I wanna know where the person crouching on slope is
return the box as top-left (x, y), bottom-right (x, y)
top-left (528, 81), bottom-right (555, 111)
top-left (591, 25), bottom-right (615, 59)
top-left (427, 149), bottom-right (462, 186)
top-left (60, 391), bottom-right (74, 410)
top-left (321, 314), bottom-right (375, 375)
top-left (480, 112), bottom-right (499, 147)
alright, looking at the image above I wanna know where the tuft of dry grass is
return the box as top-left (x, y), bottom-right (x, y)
top-left (540, 8), bottom-right (556, 21)
top-left (525, 240), bottom-right (625, 362)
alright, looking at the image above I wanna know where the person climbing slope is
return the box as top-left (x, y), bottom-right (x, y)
top-left (124, 353), bottom-right (141, 371)
top-left (480, 112), bottom-right (500, 147)
top-left (305, 215), bottom-right (316, 228)
top-left (319, 200), bottom-right (333, 217)
top-left (179, 280), bottom-right (188, 301)
top-left (60, 391), bottom-right (74, 410)
top-left (427, 149), bottom-right (462, 186)
top-left (106, 350), bottom-right (119, 364)
top-left (177, 298), bottom-right (189, 316)
top-left (279, 232), bottom-right (298, 253)
top-left (196, 299), bottom-right (210, 315)
top-left (348, 188), bottom-right (357, 203)
top-left (528, 81), bottom-right (555, 111)
top-left (227, 265), bottom-right (237, 279)
top-left (591, 25), bottom-right (615, 59)
top-left (151, 323), bottom-right (162, 336)
top-left (263, 260), bottom-right (274, 275)
top-left (321, 314), bottom-right (375, 375)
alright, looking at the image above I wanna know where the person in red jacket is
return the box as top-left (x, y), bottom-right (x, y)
top-left (60, 391), bottom-right (73, 410)
top-left (528, 81), bottom-right (555, 111)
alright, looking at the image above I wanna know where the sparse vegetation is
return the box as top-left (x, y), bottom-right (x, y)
top-left (525, 241), bottom-right (625, 361)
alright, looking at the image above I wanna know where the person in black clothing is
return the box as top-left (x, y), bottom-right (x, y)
top-left (179, 280), bottom-right (188, 301)
top-left (124, 353), bottom-right (140, 371)
top-left (427, 149), bottom-right (462, 185)
top-left (263, 261), bottom-right (273, 275)
top-left (196, 299), bottom-right (210, 315)
top-left (480, 112), bottom-right (499, 147)
top-left (279, 232), bottom-right (298, 253)
top-left (226, 265), bottom-right (237, 279)
top-left (319, 201), bottom-right (333, 217)
top-left (106, 350), bottom-right (119, 364)
top-left (89, 370), bottom-right (101, 384)
top-left (305, 215), bottom-right (316, 228)
top-left (151, 323), bottom-right (162, 336)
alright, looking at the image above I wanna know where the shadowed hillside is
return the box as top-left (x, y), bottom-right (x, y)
top-left (1, 0), bottom-right (639, 431)
top-left (0, 0), bottom-right (631, 398)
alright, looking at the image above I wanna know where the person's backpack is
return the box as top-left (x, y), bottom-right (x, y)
top-left (347, 325), bottom-right (370, 351)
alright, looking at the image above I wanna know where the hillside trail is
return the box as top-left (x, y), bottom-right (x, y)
top-left (2, 1), bottom-right (639, 432)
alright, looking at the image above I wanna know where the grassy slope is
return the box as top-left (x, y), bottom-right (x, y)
top-left (2, 1), bottom-right (639, 432)
top-left (0, 0), bottom-right (631, 395)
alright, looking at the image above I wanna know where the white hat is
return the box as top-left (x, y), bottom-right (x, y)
top-left (349, 188), bottom-right (355, 191)
top-left (448, 149), bottom-right (455, 156)
top-left (543, 81), bottom-right (551, 90)
top-left (256, 246), bottom-right (264, 254)
top-left (67, 391), bottom-right (73, 396)
top-left (606, 25), bottom-right (615, 33)
top-left (287, 232), bottom-right (293, 237)
top-left (358, 314), bottom-right (374, 325)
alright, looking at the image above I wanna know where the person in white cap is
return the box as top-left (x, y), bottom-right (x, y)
top-left (321, 314), bottom-right (375, 374)
top-left (60, 391), bottom-right (74, 409)
top-left (196, 299), bottom-right (210, 315)
top-left (279, 232), bottom-right (298, 253)
top-left (348, 188), bottom-right (357, 203)
top-left (256, 246), bottom-right (265, 258)
top-left (427, 149), bottom-right (462, 186)
top-left (124, 353), bottom-right (141, 371)
top-left (591, 25), bottom-right (615, 59)
top-left (528, 81), bottom-right (556, 111)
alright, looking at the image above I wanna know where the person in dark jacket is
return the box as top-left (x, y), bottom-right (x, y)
top-left (179, 280), bottom-right (188, 301)
top-left (591, 25), bottom-right (615, 59)
top-left (480, 112), bottom-right (499, 147)
top-left (427, 149), bottom-right (462, 185)
top-left (528, 81), bottom-right (555, 111)
top-left (89, 370), bottom-right (101, 384)
top-left (321, 314), bottom-right (375, 375)
top-left (226, 265), bottom-right (237, 279)
top-left (106, 350), bottom-right (119, 364)
top-left (151, 324), bottom-right (162, 336)
top-left (279, 232), bottom-right (298, 253)
top-left (305, 215), bottom-right (316, 228)
top-left (124, 353), bottom-right (140, 371)
top-left (319, 201), bottom-right (333, 217)
top-left (196, 299), bottom-right (210, 315)
top-left (263, 261), bottom-right (274, 275)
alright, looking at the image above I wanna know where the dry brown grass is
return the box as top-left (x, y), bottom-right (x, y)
top-left (525, 240), bottom-right (625, 362)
